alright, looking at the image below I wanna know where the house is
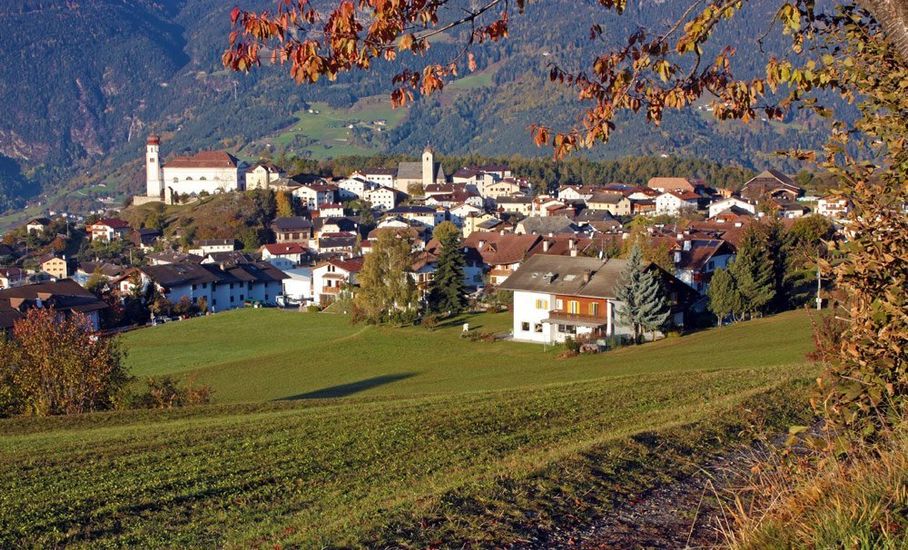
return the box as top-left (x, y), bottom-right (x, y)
top-left (0, 279), bottom-right (108, 333)
top-left (261, 243), bottom-right (309, 267)
top-left (364, 185), bottom-right (397, 211)
top-left (26, 217), bottom-right (51, 234)
top-left (463, 232), bottom-right (542, 285)
top-left (770, 198), bottom-right (810, 218)
top-left (669, 238), bottom-right (736, 294)
top-left (280, 267), bottom-right (314, 305)
top-left (739, 169), bottom-right (803, 204)
top-left (709, 207), bottom-right (754, 226)
top-left (481, 177), bottom-right (527, 199)
top-left (394, 147), bottom-right (446, 193)
top-left (498, 254), bottom-right (693, 344)
top-left (336, 177), bottom-right (370, 200)
top-left (73, 262), bottom-right (129, 288)
top-left (558, 185), bottom-right (596, 202)
top-left (515, 216), bottom-right (580, 236)
top-left (137, 261), bottom-right (286, 311)
top-left (245, 161), bottom-right (285, 190)
top-left (708, 197), bottom-right (756, 218)
top-left (449, 203), bottom-right (484, 227)
top-left (188, 239), bottom-right (237, 257)
top-left (293, 183), bottom-right (337, 209)
top-left (647, 177), bottom-right (702, 194)
top-left (816, 196), bottom-right (851, 220)
top-left (86, 218), bottom-right (131, 242)
top-left (316, 203), bottom-right (345, 218)
top-left (315, 216), bottom-right (359, 238)
top-left (384, 205), bottom-right (441, 227)
top-left (361, 168), bottom-right (397, 189)
top-left (461, 213), bottom-right (502, 238)
top-left (586, 192), bottom-right (632, 216)
top-left (0, 267), bottom-right (26, 290)
top-left (655, 191), bottom-right (700, 216)
top-left (312, 257), bottom-right (365, 305)
top-left (271, 216), bottom-right (314, 244)
top-left (316, 232), bottom-right (358, 255)
top-left (38, 254), bottom-right (70, 279)
top-left (130, 228), bottom-right (161, 251)
top-left (496, 196), bottom-right (533, 216)
top-left (574, 209), bottom-right (623, 233)
top-left (145, 251), bottom-right (203, 266)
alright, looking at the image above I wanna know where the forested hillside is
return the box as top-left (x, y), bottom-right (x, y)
top-left (0, 0), bottom-right (830, 213)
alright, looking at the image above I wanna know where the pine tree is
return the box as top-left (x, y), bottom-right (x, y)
top-left (730, 225), bottom-right (775, 318)
top-left (427, 227), bottom-right (467, 315)
top-left (761, 218), bottom-right (793, 312)
top-left (707, 267), bottom-right (742, 325)
top-left (615, 244), bottom-right (671, 343)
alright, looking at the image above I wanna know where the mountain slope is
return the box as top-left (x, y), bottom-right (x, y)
top-left (0, 0), bottom-right (828, 213)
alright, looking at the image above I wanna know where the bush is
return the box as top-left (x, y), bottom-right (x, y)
top-left (422, 313), bottom-right (441, 331)
top-left (306, 304), bottom-right (321, 313)
top-left (563, 336), bottom-right (581, 353)
top-left (131, 375), bottom-right (213, 409)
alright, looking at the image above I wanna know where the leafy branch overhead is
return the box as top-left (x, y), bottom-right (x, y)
top-left (223, 0), bottom-right (908, 157)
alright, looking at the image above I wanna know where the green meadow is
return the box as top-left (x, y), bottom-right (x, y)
top-left (0, 310), bottom-right (819, 547)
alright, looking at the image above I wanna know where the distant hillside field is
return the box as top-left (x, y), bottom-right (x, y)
top-left (0, 311), bottom-right (818, 546)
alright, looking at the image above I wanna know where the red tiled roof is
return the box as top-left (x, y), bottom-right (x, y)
top-left (464, 232), bottom-right (541, 266)
top-left (262, 243), bottom-right (308, 255)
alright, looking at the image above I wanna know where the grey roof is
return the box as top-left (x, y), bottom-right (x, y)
top-left (271, 216), bottom-right (313, 232)
top-left (518, 216), bottom-right (578, 235)
top-left (397, 161), bottom-right (444, 181)
top-left (498, 254), bottom-right (630, 299)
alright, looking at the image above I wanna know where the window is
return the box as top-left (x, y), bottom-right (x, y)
top-left (589, 302), bottom-right (599, 316)
top-left (558, 324), bottom-right (577, 334)
top-left (556, 299), bottom-right (563, 310)
top-left (202, 283), bottom-right (208, 289)
top-left (191, 284), bottom-right (197, 291)
top-left (240, 295), bottom-right (244, 301)
top-left (212, 299), bottom-right (217, 306)
top-left (535, 299), bottom-right (548, 310)
top-left (230, 296), bottom-right (235, 303)
top-left (568, 300), bottom-right (580, 314)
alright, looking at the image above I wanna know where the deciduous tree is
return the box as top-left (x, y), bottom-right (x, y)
top-left (354, 230), bottom-right (419, 324)
top-left (0, 308), bottom-right (129, 417)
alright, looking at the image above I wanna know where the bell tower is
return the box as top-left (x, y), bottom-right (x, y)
top-left (421, 145), bottom-right (434, 187)
top-left (145, 135), bottom-right (164, 198)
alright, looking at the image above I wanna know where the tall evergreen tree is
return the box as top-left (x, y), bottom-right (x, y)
top-left (730, 225), bottom-right (775, 318)
top-left (707, 267), bottom-right (742, 325)
top-left (616, 244), bottom-right (670, 343)
top-left (760, 218), bottom-right (793, 312)
top-left (427, 227), bottom-right (467, 315)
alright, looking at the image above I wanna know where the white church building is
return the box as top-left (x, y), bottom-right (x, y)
top-left (139, 135), bottom-right (246, 203)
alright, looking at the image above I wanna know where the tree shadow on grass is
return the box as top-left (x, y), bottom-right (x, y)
top-left (278, 372), bottom-right (417, 400)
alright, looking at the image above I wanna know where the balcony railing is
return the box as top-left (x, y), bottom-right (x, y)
top-left (545, 310), bottom-right (607, 325)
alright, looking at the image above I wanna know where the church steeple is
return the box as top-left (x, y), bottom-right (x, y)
top-left (421, 145), bottom-right (434, 187)
top-left (145, 134), bottom-right (164, 198)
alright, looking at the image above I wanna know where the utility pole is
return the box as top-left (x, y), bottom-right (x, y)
top-left (816, 251), bottom-right (823, 311)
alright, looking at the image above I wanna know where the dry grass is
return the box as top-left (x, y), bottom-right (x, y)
top-left (715, 426), bottom-right (908, 549)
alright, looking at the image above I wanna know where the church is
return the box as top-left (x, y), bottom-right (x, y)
top-left (393, 146), bottom-right (446, 193)
top-left (141, 135), bottom-right (246, 203)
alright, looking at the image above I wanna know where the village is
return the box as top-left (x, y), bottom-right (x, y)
top-left (0, 135), bottom-right (848, 344)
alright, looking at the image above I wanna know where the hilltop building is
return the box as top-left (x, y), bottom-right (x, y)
top-left (136, 135), bottom-right (246, 204)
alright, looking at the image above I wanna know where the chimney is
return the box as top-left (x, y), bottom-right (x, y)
top-left (582, 269), bottom-right (591, 283)
top-left (543, 240), bottom-right (550, 252)
top-left (674, 250), bottom-right (682, 264)
top-left (683, 240), bottom-right (692, 251)
top-left (568, 238), bottom-right (575, 250)
top-left (570, 248), bottom-right (578, 257)
top-left (676, 233), bottom-right (684, 240)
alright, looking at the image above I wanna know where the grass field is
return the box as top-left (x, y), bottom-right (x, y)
top-left (123, 309), bottom-right (814, 403)
top-left (258, 96), bottom-right (408, 159)
top-left (0, 310), bottom-right (819, 546)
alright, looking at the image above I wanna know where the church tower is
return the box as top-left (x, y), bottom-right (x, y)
top-left (145, 135), bottom-right (164, 198)
top-left (421, 145), bottom-right (434, 188)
